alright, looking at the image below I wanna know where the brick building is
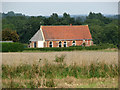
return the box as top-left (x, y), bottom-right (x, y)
top-left (29, 25), bottom-right (93, 48)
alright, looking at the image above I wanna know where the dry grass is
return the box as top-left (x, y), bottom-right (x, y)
top-left (2, 76), bottom-right (118, 88)
top-left (2, 51), bottom-right (118, 66)
top-left (2, 51), bottom-right (119, 88)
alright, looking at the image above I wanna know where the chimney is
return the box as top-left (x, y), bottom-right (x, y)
top-left (70, 24), bottom-right (72, 26)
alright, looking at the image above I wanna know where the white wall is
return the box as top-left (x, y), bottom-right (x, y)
top-left (38, 41), bottom-right (44, 48)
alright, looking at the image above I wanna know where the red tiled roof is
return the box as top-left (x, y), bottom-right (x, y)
top-left (42, 25), bottom-right (92, 40)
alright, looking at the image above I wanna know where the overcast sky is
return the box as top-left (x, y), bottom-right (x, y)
top-left (1, 0), bottom-right (119, 2)
top-left (2, 2), bottom-right (118, 16)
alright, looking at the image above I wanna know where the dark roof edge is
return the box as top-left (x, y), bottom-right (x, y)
top-left (41, 25), bottom-right (88, 26)
top-left (45, 39), bottom-right (92, 41)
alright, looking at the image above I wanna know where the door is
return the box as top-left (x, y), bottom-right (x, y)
top-left (34, 42), bottom-right (36, 48)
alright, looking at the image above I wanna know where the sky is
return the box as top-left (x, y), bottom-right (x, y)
top-left (1, 0), bottom-right (119, 2)
top-left (2, 2), bottom-right (118, 16)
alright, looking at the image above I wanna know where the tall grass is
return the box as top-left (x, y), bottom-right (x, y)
top-left (2, 55), bottom-right (118, 88)
top-left (2, 60), bottom-right (118, 79)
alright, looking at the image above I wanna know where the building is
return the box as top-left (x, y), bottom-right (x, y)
top-left (29, 25), bottom-right (93, 48)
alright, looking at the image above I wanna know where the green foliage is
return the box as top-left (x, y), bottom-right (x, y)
top-left (24, 44), bottom-right (117, 52)
top-left (84, 12), bottom-right (118, 45)
top-left (2, 61), bottom-right (118, 80)
top-left (54, 54), bottom-right (66, 63)
top-left (2, 28), bottom-right (19, 42)
top-left (2, 11), bottom-right (118, 45)
top-left (2, 42), bottom-right (24, 52)
top-left (102, 23), bottom-right (118, 45)
top-left (89, 25), bottom-right (104, 44)
top-left (86, 12), bottom-right (112, 24)
top-left (2, 24), bottom-right (16, 30)
top-left (24, 47), bottom-right (82, 51)
top-left (46, 79), bottom-right (56, 87)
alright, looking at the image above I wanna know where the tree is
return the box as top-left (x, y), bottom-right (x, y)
top-left (2, 28), bottom-right (19, 42)
top-left (84, 19), bottom-right (104, 26)
top-left (63, 12), bottom-right (70, 18)
top-left (89, 25), bottom-right (104, 44)
top-left (74, 17), bottom-right (82, 25)
top-left (102, 24), bottom-right (118, 45)
top-left (61, 13), bottom-right (75, 25)
top-left (7, 11), bottom-right (15, 16)
top-left (2, 11), bottom-right (118, 45)
top-left (86, 12), bottom-right (112, 24)
top-left (2, 24), bottom-right (16, 30)
top-left (48, 13), bottom-right (59, 25)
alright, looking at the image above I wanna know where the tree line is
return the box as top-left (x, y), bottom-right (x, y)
top-left (2, 12), bottom-right (119, 45)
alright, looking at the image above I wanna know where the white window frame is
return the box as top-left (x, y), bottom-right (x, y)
top-left (87, 40), bottom-right (88, 45)
top-left (64, 41), bottom-right (67, 47)
top-left (82, 39), bottom-right (85, 45)
top-left (90, 41), bottom-right (92, 46)
top-left (59, 41), bottom-right (62, 47)
top-left (72, 41), bottom-right (76, 46)
top-left (83, 39), bottom-right (85, 42)
top-left (49, 41), bottom-right (53, 47)
top-left (34, 42), bottom-right (37, 48)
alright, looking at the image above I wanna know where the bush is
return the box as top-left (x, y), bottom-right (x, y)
top-left (24, 43), bottom-right (117, 52)
top-left (2, 42), bottom-right (24, 52)
top-left (24, 47), bottom-right (84, 51)
top-left (54, 54), bottom-right (66, 63)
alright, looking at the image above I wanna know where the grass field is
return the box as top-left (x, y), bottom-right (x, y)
top-left (2, 76), bottom-right (118, 88)
top-left (2, 51), bottom-right (118, 66)
top-left (2, 51), bottom-right (119, 88)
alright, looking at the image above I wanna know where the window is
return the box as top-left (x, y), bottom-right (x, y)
top-left (64, 41), bottom-right (67, 47)
top-left (49, 41), bottom-right (52, 47)
top-left (87, 40), bottom-right (88, 45)
top-left (90, 41), bottom-right (92, 46)
top-left (59, 41), bottom-right (62, 47)
top-left (34, 42), bottom-right (36, 48)
top-left (72, 41), bottom-right (76, 46)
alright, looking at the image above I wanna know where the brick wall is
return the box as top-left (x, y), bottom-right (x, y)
top-left (36, 41), bottom-right (38, 47)
top-left (30, 41), bottom-right (34, 48)
top-left (44, 40), bottom-right (93, 47)
top-left (30, 41), bottom-right (39, 48)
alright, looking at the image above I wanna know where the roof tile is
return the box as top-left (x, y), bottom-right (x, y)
top-left (42, 25), bottom-right (92, 40)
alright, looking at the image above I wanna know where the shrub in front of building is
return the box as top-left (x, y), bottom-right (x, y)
top-left (24, 46), bottom-right (84, 51)
top-left (24, 43), bottom-right (117, 51)
top-left (2, 42), bottom-right (24, 52)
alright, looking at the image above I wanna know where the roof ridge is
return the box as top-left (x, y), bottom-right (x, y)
top-left (42, 25), bottom-right (88, 27)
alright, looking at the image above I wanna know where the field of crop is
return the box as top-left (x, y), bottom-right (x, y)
top-left (2, 51), bottom-right (119, 88)
top-left (2, 51), bottom-right (118, 66)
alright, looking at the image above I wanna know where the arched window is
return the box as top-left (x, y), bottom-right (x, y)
top-left (49, 41), bottom-right (52, 47)
top-left (64, 41), bottom-right (67, 47)
top-left (34, 42), bottom-right (36, 48)
top-left (59, 41), bottom-right (62, 47)
top-left (72, 41), bottom-right (76, 46)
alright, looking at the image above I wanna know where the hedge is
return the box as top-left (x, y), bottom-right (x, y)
top-left (24, 44), bottom-right (117, 51)
top-left (2, 43), bottom-right (116, 52)
top-left (2, 42), bottom-right (24, 52)
top-left (24, 47), bottom-right (83, 51)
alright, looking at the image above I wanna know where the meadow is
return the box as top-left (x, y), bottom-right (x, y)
top-left (2, 51), bottom-right (119, 88)
top-left (2, 50), bottom-right (118, 66)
